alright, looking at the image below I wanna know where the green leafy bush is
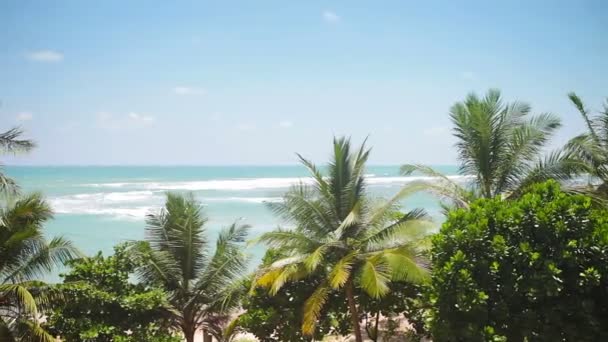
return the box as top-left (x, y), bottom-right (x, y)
top-left (238, 249), bottom-right (351, 341)
top-left (429, 180), bottom-right (608, 341)
top-left (45, 243), bottom-right (179, 342)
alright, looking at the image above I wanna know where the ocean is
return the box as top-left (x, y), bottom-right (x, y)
top-left (7, 165), bottom-right (461, 280)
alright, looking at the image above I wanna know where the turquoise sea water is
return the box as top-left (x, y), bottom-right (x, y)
top-left (6, 165), bottom-right (461, 280)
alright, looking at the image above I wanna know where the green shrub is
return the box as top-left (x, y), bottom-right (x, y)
top-left (45, 243), bottom-right (180, 342)
top-left (238, 249), bottom-right (351, 341)
top-left (429, 180), bottom-right (608, 341)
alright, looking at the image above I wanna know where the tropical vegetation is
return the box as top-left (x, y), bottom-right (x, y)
top-left (402, 89), bottom-right (584, 209)
top-left (565, 92), bottom-right (608, 196)
top-left (0, 128), bottom-right (35, 196)
top-left (429, 180), bottom-right (608, 341)
top-left (128, 193), bottom-right (250, 342)
top-left (2, 89), bottom-right (608, 341)
top-left (45, 243), bottom-right (179, 342)
top-left (0, 128), bottom-right (81, 342)
top-left (251, 137), bottom-right (431, 342)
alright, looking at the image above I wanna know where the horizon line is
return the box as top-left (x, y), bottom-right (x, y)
top-left (6, 163), bottom-right (458, 167)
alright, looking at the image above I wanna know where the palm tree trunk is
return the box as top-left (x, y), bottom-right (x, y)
top-left (373, 309), bottom-right (380, 341)
top-left (182, 323), bottom-right (196, 342)
top-left (203, 330), bottom-right (213, 342)
top-left (345, 277), bottom-right (363, 342)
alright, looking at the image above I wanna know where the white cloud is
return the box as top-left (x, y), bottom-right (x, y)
top-left (460, 71), bottom-right (476, 80)
top-left (16, 112), bottom-right (33, 121)
top-left (97, 111), bottom-right (155, 129)
top-left (423, 126), bottom-right (449, 137)
top-left (173, 86), bottom-right (206, 96)
top-left (279, 120), bottom-right (293, 128)
top-left (128, 112), bottom-right (156, 124)
top-left (25, 50), bottom-right (64, 62)
top-left (322, 10), bottom-right (340, 23)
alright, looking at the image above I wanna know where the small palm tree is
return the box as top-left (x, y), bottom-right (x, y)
top-left (0, 128), bottom-right (36, 196)
top-left (0, 193), bottom-right (80, 341)
top-left (565, 92), bottom-right (608, 194)
top-left (130, 193), bottom-right (250, 342)
top-left (252, 137), bottom-right (430, 342)
top-left (402, 89), bottom-right (583, 207)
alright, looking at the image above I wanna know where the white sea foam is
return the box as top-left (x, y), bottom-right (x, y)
top-left (49, 191), bottom-right (161, 220)
top-left (366, 175), bottom-right (474, 185)
top-left (203, 197), bottom-right (283, 204)
top-left (68, 191), bottom-right (157, 202)
top-left (83, 175), bottom-right (473, 191)
top-left (48, 190), bottom-right (283, 219)
top-left (52, 204), bottom-right (153, 220)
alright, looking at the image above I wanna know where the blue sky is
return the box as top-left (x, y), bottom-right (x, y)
top-left (1, 0), bottom-right (606, 165)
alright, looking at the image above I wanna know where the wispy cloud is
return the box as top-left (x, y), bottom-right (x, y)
top-left (279, 120), bottom-right (293, 128)
top-left (128, 112), bottom-right (156, 124)
top-left (460, 71), bottom-right (476, 80)
top-left (16, 112), bottom-right (33, 121)
top-left (97, 112), bottom-right (155, 129)
top-left (25, 50), bottom-right (64, 62)
top-left (322, 10), bottom-right (340, 24)
top-left (173, 86), bottom-right (206, 96)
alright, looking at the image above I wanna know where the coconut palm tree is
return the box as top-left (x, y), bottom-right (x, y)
top-left (401, 89), bottom-right (583, 208)
top-left (0, 193), bottom-right (80, 341)
top-left (130, 193), bottom-right (250, 342)
top-left (564, 92), bottom-right (608, 195)
top-left (0, 128), bottom-right (35, 196)
top-left (252, 137), bottom-right (431, 342)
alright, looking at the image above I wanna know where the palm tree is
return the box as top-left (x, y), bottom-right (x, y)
top-left (130, 193), bottom-right (250, 342)
top-left (0, 193), bottom-right (80, 341)
top-left (402, 89), bottom-right (583, 207)
top-left (0, 128), bottom-right (36, 196)
top-left (252, 137), bottom-right (430, 342)
top-left (565, 92), bottom-right (608, 195)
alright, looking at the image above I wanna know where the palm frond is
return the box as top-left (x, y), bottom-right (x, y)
top-left (4, 236), bottom-right (82, 282)
top-left (363, 209), bottom-right (431, 250)
top-left (0, 128), bottom-right (36, 154)
top-left (13, 319), bottom-right (56, 342)
top-left (0, 284), bottom-right (38, 316)
top-left (358, 256), bottom-right (390, 298)
top-left (302, 282), bottom-right (330, 336)
top-left (328, 252), bottom-right (356, 289)
top-left (195, 223), bottom-right (249, 301)
top-left (568, 92), bottom-right (600, 143)
top-left (0, 168), bottom-right (19, 196)
top-left (255, 228), bottom-right (320, 251)
top-left (128, 241), bottom-right (182, 289)
top-left (509, 150), bottom-right (591, 198)
top-left (379, 247), bottom-right (429, 284)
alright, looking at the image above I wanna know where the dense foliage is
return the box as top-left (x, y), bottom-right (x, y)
top-left (241, 250), bottom-right (427, 342)
top-left (401, 89), bottom-right (583, 209)
top-left (239, 250), bottom-right (351, 341)
top-left (4, 89), bottom-right (608, 341)
top-left (253, 138), bottom-right (431, 342)
top-left (45, 243), bottom-right (179, 342)
top-left (429, 181), bottom-right (608, 341)
top-left (565, 92), bottom-right (608, 196)
top-left (0, 195), bottom-right (80, 341)
top-left (129, 193), bottom-right (250, 342)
